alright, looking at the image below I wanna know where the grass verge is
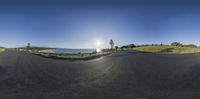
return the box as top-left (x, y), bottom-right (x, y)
top-left (32, 52), bottom-right (105, 60)
top-left (133, 46), bottom-right (200, 54)
top-left (133, 46), bottom-right (172, 53)
top-left (169, 47), bottom-right (200, 54)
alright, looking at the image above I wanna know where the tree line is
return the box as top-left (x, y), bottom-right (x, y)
top-left (170, 42), bottom-right (197, 48)
top-left (110, 40), bottom-right (198, 51)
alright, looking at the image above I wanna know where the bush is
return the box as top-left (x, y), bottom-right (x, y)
top-left (128, 44), bottom-right (136, 48)
top-left (121, 44), bottom-right (136, 49)
top-left (171, 42), bottom-right (183, 47)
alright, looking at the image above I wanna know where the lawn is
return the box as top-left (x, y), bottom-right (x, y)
top-left (133, 46), bottom-right (200, 54)
top-left (133, 45), bottom-right (172, 53)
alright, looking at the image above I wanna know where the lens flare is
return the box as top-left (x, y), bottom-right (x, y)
top-left (96, 48), bottom-right (101, 52)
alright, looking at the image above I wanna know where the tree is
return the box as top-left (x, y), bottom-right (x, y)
top-left (27, 43), bottom-right (31, 49)
top-left (121, 44), bottom-right (136, 49)
top-left (171, 42), bottom-right (182, 47)
top-left (160, 42), bottom-right (163, 46)
top-left (109, 40), bottom-right (114, 49)
top-left (115, 46), bottom-right (118, 51)
top-left (128, 44), bottom-right (136, 48)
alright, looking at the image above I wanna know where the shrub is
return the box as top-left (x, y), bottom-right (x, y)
top-left (128, 44), bottom-right (136, 48)
top-left (121, 44), bottom-right (136, 49)
top-left (171, 42), bottom-right (183, 47)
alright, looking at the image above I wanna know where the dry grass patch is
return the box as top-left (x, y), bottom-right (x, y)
top-left (0, 48), bottom-right (5, 52)
top-left (133, 46), bottom-right (200, 54)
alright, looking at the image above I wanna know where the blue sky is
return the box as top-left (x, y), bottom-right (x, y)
top-left (0, 0), bottom-right (200, 48)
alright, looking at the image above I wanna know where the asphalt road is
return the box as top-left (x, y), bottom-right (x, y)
top-left (0, 50), bottom-right (200, 99)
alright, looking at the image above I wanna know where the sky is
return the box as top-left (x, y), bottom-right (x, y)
top-left (0, 0), bottom-right (200, 48)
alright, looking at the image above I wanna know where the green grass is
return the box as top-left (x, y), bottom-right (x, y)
top-left (33, 52), bottom-right (104, 60)
top-left (133, 45), bottom-right (172, 53)
top-left (133, 46), bottom-right (200, 54)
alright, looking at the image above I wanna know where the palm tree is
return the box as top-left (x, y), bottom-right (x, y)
top-left (109, 39), bottom-right (114, 49)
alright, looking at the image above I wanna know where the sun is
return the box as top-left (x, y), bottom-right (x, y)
top-left (96, 41), bottom-right (102, 46)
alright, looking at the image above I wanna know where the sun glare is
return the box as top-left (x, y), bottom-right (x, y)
top-left (96, 48), bottom-right (101, 52)
top-left (95, 40), bottom-right (102, 52)
top-left (96, 41), bottom-right (101, 46)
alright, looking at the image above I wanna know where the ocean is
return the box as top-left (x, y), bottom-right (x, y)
top-left (52, 49), bottom-right (97, 54)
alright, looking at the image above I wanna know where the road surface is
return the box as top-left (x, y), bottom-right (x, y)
top-left (0, 50), bottom-right (200, 99)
